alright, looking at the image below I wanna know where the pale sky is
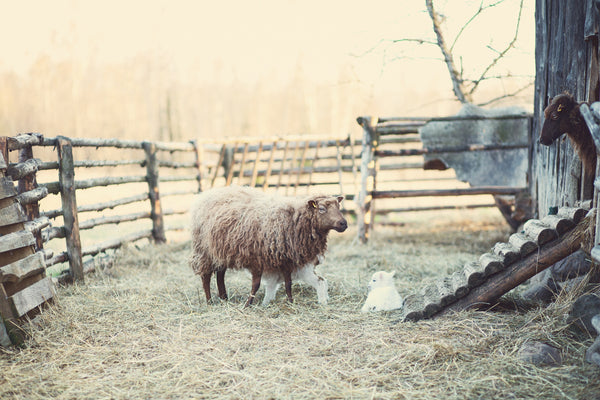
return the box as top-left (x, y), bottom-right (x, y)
top-left (0, 0), bottom-right (535, 136)
top-left (1, 0), bottom-right (533, 85)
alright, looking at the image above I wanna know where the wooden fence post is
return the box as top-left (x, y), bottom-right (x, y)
top-left (143, 141), bottom-right (166, 243)
top-left (57, 136), bottom-right (84, 281)
top-left (357, 116), bottom-right (379, 243)
top-left (190, 139), bottom-right (203, 193)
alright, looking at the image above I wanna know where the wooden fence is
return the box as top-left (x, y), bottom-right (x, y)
top-left (355, 115), bottom-right (532, 242)
top-left (0, 115), bottom-right (532, 343)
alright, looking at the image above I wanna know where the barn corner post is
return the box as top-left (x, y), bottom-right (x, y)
top-left (142, 141), bottom-right (166, 244)
top-left (57, 136), bottom-right (84, 282)
top-left (356, 116), bottom-right (379, 243)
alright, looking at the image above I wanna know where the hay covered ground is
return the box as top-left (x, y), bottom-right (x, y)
top-left (1, 209), bottom-right (599, 399)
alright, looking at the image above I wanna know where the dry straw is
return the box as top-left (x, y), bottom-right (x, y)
top-left (1, 209), bottom-right (599, 399)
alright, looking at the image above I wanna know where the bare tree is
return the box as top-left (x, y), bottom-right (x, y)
top-left (361, 0), bottom-right (530, 106)
top-left (425, 0), bottom-right (528, 105)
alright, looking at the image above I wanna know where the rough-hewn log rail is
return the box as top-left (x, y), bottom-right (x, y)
top-left (374, 187), bottom-right (525, 199)
top-left (375, 143), bottom-right (528, 157)
top-left (42, 193), bottom-right (149, 219)
top-left (398, 206), bottom-right (592, 322)
top-left (38, 159), bottom-right (144, 170)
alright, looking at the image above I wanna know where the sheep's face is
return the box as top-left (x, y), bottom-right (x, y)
top-left (540, 93), bottom-right (576, 145)
top-left (367, 271), bottom-right (396, 291)
top-left (307, 196), bottom-right (348, 233)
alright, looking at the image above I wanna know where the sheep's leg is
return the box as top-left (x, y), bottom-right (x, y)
top-left (216, 269), bottom-right (228, 300)
top-left (261, 274), bottom-right (281, 306)
top-left (200, 271), bottom-right (213, 303)
top-left (245, 271), bottom-right (262, 307)
top-left (297, 264), bottom-right (328, 305)
top-left (283, 270), bottom-right (293, 303)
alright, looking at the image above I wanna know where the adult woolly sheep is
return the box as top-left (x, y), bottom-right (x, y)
top-left (189, 185), bottom-right (348, 307)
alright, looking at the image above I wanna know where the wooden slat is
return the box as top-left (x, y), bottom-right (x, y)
top-left (0, 230), bottom-right (35, 253)
top-left (479, 253), bottom-right (505, 276)
top-left (0, 202), bottom-right (27, 227)
top-left (523, 219), bottom-right (558, 245)
top-left (0, 252), bottom-right (45, 283)
top-left (492, 242), bottom-right (520, 265)
top-left (541, 214), bottom-right (576, 235)
top-left (9, 276), bottom-right (56, 317)
top-left (508, 232), bottom-right (538, 256)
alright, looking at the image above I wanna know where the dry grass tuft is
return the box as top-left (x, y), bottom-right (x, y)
top-left (1, 209), bottom-right (599, 399)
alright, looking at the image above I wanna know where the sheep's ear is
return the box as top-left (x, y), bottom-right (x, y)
top-left (308, 200), bottom-right (318, 209)
top-left (337, 196), bottom-right (344, 204)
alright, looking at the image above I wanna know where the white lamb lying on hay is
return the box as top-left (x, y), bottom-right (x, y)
top-left (261, 255), bottom-right (328, 305)
top-left (361, 271), bottom-right (403, 312)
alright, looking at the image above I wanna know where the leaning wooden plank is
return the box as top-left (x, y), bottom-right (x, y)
top-left (450, 270), bottom-right (469, 298)
top-left (9, 276), bottom-right (56, 318)
top-left (402, 294), bottom-right (424, 322)
top-left (434, 210), bottom-right (594, 318)
top-left (0, 202), bottom-right (27, 227)
top-left (479, 253), bottom-right (505, 276)
top-left (540, 214), bottom-right (575, 235)
top-left (0, 177), bottom-right (17, 200)
top-left (0, 151), bottom-right (6, 171)
top-left (463, 261), bottom-right (485, 288)
top-left (0, 230), bottom-right (35, 253)
top-left (420, 284), bottom-right (442, 318)
top-left (492, 242), bottom-right (520, 265)
top-left (508, 232), bottom-right (538, 256)
top-left (0, 252), bottom-right (45, 283)
top-left (523, 219), bottom-right (558, 245)
top-left (556, 207), bottom-right (587, 224)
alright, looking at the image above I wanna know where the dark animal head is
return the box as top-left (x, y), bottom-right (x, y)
top-left (307, 195), bottom-right (348, 233)
top-left (540, 93), bottom-right (577, 145)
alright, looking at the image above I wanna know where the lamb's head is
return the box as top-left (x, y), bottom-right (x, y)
top-left (367, 271), bottom-right (396, 291)
top-left (307, 195), bottom-right (347, 233)
top-left (540, 93), bottom-right (578, 145)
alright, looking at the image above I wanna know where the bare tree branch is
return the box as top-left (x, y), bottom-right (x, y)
top-left (426, 0), bottom-right (470, 103)
top-left (468, 0), bottom-right (524, 96)
top-left (475, 82), bottom-right (533, 107)
top-left (450, 0), bottom-right (508, 52)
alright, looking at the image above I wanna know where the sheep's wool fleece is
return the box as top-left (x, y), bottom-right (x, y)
top-left (190, 185), bottom-right (331, 274)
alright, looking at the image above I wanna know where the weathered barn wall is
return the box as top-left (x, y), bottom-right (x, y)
top-left (533, 0), bottom-right (599, 216)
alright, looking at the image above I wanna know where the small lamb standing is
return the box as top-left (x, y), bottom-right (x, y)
top-left (261, 255), bottom-right (328, 306)
top-left (361, 271), bottom-right (403, 312)
top-left (189, 185), bottom-right (347, 307)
